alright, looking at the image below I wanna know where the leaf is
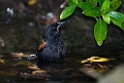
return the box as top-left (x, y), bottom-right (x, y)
top-left (101, 0), bottom-right (110, 14)
top-left (0, 58), bottom-right (4, 63)
top-left (60, 5), bottom-right (76, 20)
top-left (28, 0), bottom-right (37, 5)
top-left (110, 0), bottom-right (121, 11)
top-left (78, 0), bottom-right (97, 10)
top-left (68, 0), bottom-right (77, 6)
top-left (81, 56), bottom-right (115, 63)
top-left (86, 0), bottom-right (98, 8)
top-left (109, 11), bottom-right (124, 22)
top-left (98, 0), bottom-right (104, 7)
top-left (78, 2), bottom-right (93, 10)
top-left (110, 16), bottom-right (122, 27)
top-left (94, 18), bottom-right (107, 46)
top-left (102, 14), bottom-right (111, 24)
top-left (109, 11), bottom-right (124, 30)
top-left (72, 0), bottom-right (78, 4)
top-left (79, 0), bottom-right (83, 3)
top-left (83, 7), bottom-right (101, 17)
top-left (121, 22), bottom-right (124, 30)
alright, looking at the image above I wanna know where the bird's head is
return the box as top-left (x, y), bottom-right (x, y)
top-left (43, 21), bottom-right (66, 39)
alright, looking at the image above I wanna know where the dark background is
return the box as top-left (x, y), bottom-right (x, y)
top-left (0, 0), bottom-right (124, 55)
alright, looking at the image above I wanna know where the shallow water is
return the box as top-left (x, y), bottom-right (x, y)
top-left (0, 45), bottom-right (124, 83)
top-left (0, 52), bottom-right (96, 83)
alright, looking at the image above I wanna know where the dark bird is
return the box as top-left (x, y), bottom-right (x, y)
top-left (35, 21), bottom-right (66, 62)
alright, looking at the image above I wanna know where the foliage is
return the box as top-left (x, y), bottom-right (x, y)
top-left (60, 0), bottom-right (124, 46)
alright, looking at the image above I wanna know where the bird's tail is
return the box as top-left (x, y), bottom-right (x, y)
top-left (14, 54), bottom-right (37, 61)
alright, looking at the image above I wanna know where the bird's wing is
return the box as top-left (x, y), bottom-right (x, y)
top-left (36, 41), bottom-right (47, 58)
top-left (37, 42), bottom-right (47, 51)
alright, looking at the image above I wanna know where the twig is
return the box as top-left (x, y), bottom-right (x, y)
top-left (60, 0), bottom-right (69, 8)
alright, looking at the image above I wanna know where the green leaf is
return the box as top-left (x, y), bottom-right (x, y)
top-left (109, 11), bottom-right (124, 22)
top-left (110, 16), bottom-right (122, 27)
top-left (121, 22), bottom-right (124, 30)
top-left (79, 0), bottom-right (83, 3)
top-left (94, 18), bottom-right (107, 46)
top-left (102, 14), bottom-right (111, 24)
top-left (60, 5), bottom-right (76, 20)
top-left (98, 0), bottom-right (104, 7)
top-left (78, 2), bottom-right (93, 10)
top-left (101, 0), bottom-right (110, 14)
top-left (86, 0), bottom-right (98, 8)
top-left (110, 0), bottom-right (121, 11)
top-left (78, 0), bottom-right (97, 10)
top-left (83, 7), bottom-right (101, 17)
top-left (72, 0), bottom-right (78, 4)
top-left (109, 11), bottom-right (124, 30)
top-left (68, 0), bottom-right (77, 6)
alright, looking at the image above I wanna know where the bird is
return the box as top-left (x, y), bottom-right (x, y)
top-left (35, 21), bottom-right (66, 62)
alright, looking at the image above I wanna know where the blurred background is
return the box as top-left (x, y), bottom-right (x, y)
top-left (0, 0), bottom-right (124, 54)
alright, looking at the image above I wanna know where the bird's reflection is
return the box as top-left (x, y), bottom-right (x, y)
top-left (34, 61), bottom-right (66, 81)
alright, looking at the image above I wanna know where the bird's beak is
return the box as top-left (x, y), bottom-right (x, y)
top-left (57, 21), bottom-right (67, 28)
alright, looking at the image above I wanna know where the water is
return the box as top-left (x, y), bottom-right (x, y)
top-left (0, 52), bottom-right (97, 83)
top-left (1, 45), bottom-right (124, 83)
